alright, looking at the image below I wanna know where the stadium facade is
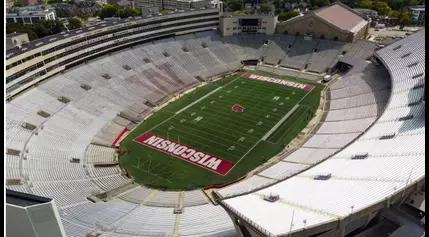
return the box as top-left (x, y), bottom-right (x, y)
top-left (5, 4), bottom-right (425, 237)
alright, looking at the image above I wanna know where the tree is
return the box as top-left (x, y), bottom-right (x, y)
top-left (310, 0), bottom-right (330, 9)
top-left (68, 17), bottom-right (82, 29)
top-left (357, 0), bottom-right (372, 9)
top-left (47, 0), bottom-right (62, 4)
top-left (278, 10), bottom-right (299, 21)
top-left (79, 14), bottom-right (89, 22)
top-left (390, 9), bottom-right (400, 17)
top-left (260, 3), bottom-right (273, 13)
top-left (398, 10), bottom-right (412, 29)
top-left (13, 0), bottom-right (24, 7)
top-left (6, 23), bottom-right (39, 40)
top-left (99, 4), bottom-right (119, 19)
top-left (373, 1), bottom-right (392, 16)
top-left (39, 19), bottom-right (66, 35)
top-left (227, 0), bottom-right (243, 12)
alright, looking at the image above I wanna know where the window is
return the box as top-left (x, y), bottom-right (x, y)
top-left (320, 35), bottom-right (325, 39)
top-left (284, 31), bottom-right (288, 35)
top-left (333, 36), bottom-right (339, 41)
top-left (295, 32), bottom-right (300, 36)
top-left (6, 18), bottom-right (14, 23)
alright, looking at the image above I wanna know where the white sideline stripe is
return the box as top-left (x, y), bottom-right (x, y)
top-left (261, 104), bottom-right (300, 141)
top-left (175, 86), bottom-right (223, 115)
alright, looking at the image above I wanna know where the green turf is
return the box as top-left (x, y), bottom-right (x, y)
top-left (119, 71), bottom-right (324, 190)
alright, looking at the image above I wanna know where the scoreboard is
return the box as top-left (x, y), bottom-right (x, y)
top-left (238, 18), bottom-right (262, 26)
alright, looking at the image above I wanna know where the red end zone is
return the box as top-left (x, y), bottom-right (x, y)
top-left (242, 73), bottom-right (314, 91)
top-left (134, 132), bottom-right (235, 176)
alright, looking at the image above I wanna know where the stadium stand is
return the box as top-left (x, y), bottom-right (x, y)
top-left (4, 6), bottom-right (424, 235)
top-left (220, 29), bottom-right (425, 237)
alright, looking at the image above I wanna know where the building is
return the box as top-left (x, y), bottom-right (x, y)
top-left (276, 2), bottom-right (369, 42)
top-left (6, 8), bottom-right (220, 97)
top-left (6, 33), bottom-right (30, 49)
top-left (219, 13), bottom-right (278, 36)
top-left (107, 0), bottom-right (135, 7)
top-left (6, 189), bottom-right (66, 237)
top-left (407, 5), bottom-right (425, 26)
top-left (136, 0), bottom-right (211, 10)
top-left (6, 9), bottom-right (57, 24)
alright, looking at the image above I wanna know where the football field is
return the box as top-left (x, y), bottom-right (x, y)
top-left (119, 71), bottom-right (323, 190)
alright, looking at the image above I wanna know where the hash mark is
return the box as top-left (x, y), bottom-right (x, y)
top-left (257, 121), bottom-right (263, 126)
top-left (265, 114), bottom-right (270, 118)
top-left (273, 96), bottom-right (280, 101)
top-left (238, 137), bottom-right (245, 142)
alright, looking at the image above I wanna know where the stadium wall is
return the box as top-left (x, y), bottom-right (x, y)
top-left (6, 8), bottom-right (220, 98)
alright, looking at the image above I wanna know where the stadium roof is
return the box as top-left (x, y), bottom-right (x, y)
top-left (6, 189), bottom-right (52, 207)
top-left (315, 2), bottom-right (367, 33)
top-left (279, 2), bottom-right (368, 34)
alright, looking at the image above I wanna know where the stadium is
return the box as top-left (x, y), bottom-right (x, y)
top-left (5, 2), bottom-right (425, 237)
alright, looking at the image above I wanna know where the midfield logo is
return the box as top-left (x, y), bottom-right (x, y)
top-left (232, 104), bottom-right (245, 112)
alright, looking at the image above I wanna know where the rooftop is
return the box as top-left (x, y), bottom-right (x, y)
top-left (6, 189), bottom-right (52, 207)
top-left (315, 2), bottom-right (366, 32)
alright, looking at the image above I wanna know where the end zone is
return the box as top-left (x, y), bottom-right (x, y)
top-left (134, 132), bottom-right (235, 176)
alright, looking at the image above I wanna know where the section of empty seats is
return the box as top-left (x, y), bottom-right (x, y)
top-left (217, 176), bottom-right (276, 198)
top-left (325, 103), bottom-right (382, 121)
top-left (339, 41), bottom-right (376, 66)
top-left (302, 133), bottom-right (361, 149)
top-left (388, 87), bottom-right (424, 108)
top-left (183, 190), bottom-right (209, 206)
top-left (92, 122), bottom-right (127, 147)
top-left (22, 158), bottom-right (87, 181)
top-left (304, 154), bottom-right (425, 181)
top-left (87, 166), bottom-right (120, 177)
top-left (377, 103), bottom-right (424, 122)
top-left (38, 74), bottom-right (88, 101)
top-left (6, 119), bottom-right (33, 151)
top-left (329, 89), bottom-right (390, 110)
top-left (280, 37), bottom-right (319, 70)
top-left (171, 53), bottom-right (208, 76)
top-left (307, 40), bottom-right (345, 73)
top-left (61, 200), bottom-right (137, 228)
top-left (329, 76), bottom-right (391, 100)
top-left (258, 162), bottom-right (309, 180)
top-left (61, 219), bottom-right (94, 237)
top-left (191, 48), bottom-right (223, 70)
top-left (6, 155), bottom-right (21, 179)
top-left (178, 204), bottom-right (235, 236)
top-left (316, 117), bottom-right (377, 134)
top-left (118, 186), bottom-right (154, 204)
top-left (8, 88), bottom-right (66, 118)
top-left (85, 144), bottom-right (117, 164)
top-left (31, 180), bottom-right (102, 207)
top-left (208, 44), bottom-right (239, 64)
top-left (114, 206), bottom-right (175, 236)
top-left (262, 35), bottom-right (294, 63)
top-left (335, 133), bottom-right (425, 157)
top-left (144, 191), bottom-right (180, 207)
top-left (91, 175), bottom-right (129, 191)
top-left (282, 148), bottom-right (339, 165)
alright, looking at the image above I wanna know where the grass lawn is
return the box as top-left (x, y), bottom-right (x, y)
top-left (119, 71), bottom-right (324, 190)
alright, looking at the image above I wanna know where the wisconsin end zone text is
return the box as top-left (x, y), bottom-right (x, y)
top-left (134, 132), bottom-right (235, 175)
top-left (242, 73), bottom-right (314, 91)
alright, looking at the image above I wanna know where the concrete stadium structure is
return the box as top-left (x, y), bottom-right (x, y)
top-left (5, 6), bottom-right (425, 237)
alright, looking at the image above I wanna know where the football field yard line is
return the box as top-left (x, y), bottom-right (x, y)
top-left (175, 87), bottom-right (222, 115)
top-left (145, 75), bottom-right (243, 133)
top-left (261, 104), bottom-right (300, 141)
top-left (231, 86), bottom-right (315, 169)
